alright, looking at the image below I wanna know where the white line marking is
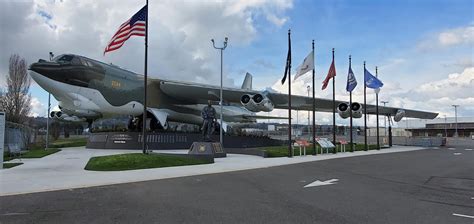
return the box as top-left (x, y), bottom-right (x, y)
top-left (448, 148), bottom-right (456, 150)
top-left (452, 213), bottom-right (474, 219)
top-left (465, 149), bottom-right (473, 151)
top-left (453, 153), bottom-right (462, 155)
top-left (304, 179), bottom-right (339, 188)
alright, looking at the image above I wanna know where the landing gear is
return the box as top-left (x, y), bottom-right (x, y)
top-left (129, 114), bottom-right (169, 132)
top-left (150, 116), bottom-right (159, 131)
top-left (86, 119), bottom-right (93, 132)
top-left (127, 116), bottom-right (142, 132)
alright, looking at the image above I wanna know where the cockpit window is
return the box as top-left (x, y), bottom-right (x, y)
top-left (53, 54), bottom-right (83, 66)
top-left (81, 58), bottom-right (95, 67)
top-left (54, 54), bottom-right (74, 63)
top-left (70, 57), bottom-right (82, 65)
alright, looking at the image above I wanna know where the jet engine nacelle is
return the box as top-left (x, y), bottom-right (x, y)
top-left (337, 103), bottom-right (350, 119)
top-left (351, 102), bottom-right (363, 119)
top-left (337, 102), bottom-right (363, 119)
top-left (394, 109), bottom-right (405, 122)
top-left (50, 110), bottom-right (85, 122)
top-left (240, 93), bottom-right (274, 112)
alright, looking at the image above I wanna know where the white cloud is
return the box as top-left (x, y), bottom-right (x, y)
top-left (417, 25), bottom-right (474, 50)
top-left (438, 26), bottom-right (474, 46)
top-left (404, 67), bottom-right (474, 101)
top-left (263, 67), bottom-right (474, 127)
top-left (29, 96), bottom-right (45, 117)
top-left (0, 0), bottom-right (293, 88)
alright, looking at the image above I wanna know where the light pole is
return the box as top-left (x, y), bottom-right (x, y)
top-left (381, 101), bottom-right (388, 140)
top-left (211, 37), bottom-right (228, 147)
top-left (307, 85), bottom-right (310, 137)
top-left (46, 52), bottom-right (54, 149)
top-left (452, 105), bottom-right (459, 137)
top-left (444, 115), bottom-right (447, 137)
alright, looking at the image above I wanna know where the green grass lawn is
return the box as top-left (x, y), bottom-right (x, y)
top-left (3, 163), bottom-right (23, 168)
top-left (4, 148), bottom-right (62, 161)
top-left (3, 137), bottom-right (85, 161)
top-left (85, 153), bottom-right (213, 171)
top-left (50, 137), bottom-right (87, 148)
top-left (21, 148), bottom-right (61, 158)
top-left (262, 143), bottom-right (382, 157)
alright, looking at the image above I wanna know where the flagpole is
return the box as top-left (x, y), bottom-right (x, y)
top-left (363, 61), bottom-right (368, 151)
top-left (288, 29), bottom-right (292, 158)
top-left (349, 55), bottom-right (353, 152)
top-left (142, 1), bottom-right (148, 154)
top-left (312, 40), bottom-right (316, 155)
top-left (332, 48), bottom-right (336, 153)
top-left (376, 66), bottom-right (380, 150)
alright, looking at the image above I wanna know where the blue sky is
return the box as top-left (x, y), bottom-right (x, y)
top-left (227, 0), bottom-right (472, 88)
top-left (1, 0), bottom-right (472, 125)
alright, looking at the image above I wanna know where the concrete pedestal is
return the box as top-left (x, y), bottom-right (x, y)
top-left (188, 142), bottom-right (226, 158)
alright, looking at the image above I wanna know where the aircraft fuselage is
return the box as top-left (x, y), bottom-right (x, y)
top-left (29, 54), bottom-right (258, 127)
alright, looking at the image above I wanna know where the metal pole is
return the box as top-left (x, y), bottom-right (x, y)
top-left (444, 115), bottom-right (447, 137)
top-left (46, 52), bottom-right (54, 149)
top-left (349, 55), bottom-right (353, 152)
top-left (211, 37), bottom-right (228, 147)
top-left (220, 48), bottom-right (223, 145)
top-left (46, 94), bottom-right (50, 149)
top-left (381, 101), bottom-right (388, 144)
top-left (363, 61), bottom-right (367, 151)
top-left (142, 1), bottom-right (149, 154)
top-left (332, 48), bottom-right (336, 153)
top-left (287, 29), bottom-right (292, 157)
top-left (307, 85), bottom-right (310, 138)
top-left (312, 40), bottom-right (316, 155)
top-left (375, 66), bottom-right (380, 150)
top-left (452, 105), bottom-right (459, 137)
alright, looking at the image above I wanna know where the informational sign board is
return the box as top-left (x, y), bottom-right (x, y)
top-left (0, 112), bottom-right (5, 169)
top-left (316, 138), bottom-right (335, 148)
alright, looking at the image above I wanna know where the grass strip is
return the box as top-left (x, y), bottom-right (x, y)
top-left (262, 144), bottom-right (382, 157)
top-left (85, 153), bottom-right (213, 171)
top-left (3, 163), bottom-right (23, 169)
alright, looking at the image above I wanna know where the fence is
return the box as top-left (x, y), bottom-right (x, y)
top-left (4, 121), bottom-right (36, 151)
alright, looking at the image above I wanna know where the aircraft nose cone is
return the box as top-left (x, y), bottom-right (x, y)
top-left (29, 60), bottom-right (61, 77)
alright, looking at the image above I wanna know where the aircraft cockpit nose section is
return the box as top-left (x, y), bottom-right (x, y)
top-left (29, 54), bottom-right (106, 88)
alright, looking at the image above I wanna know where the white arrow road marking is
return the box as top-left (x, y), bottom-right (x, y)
top-left (465, 149), bottom-right (473, 151)
top-left (452, 213), bottom-right (474, 219)
top-left (453, 153), bottom-right (462, 155)
top-left (304, 179), bottom-right (339, 188)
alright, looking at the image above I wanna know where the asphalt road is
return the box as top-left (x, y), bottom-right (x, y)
top-left (1, 147), bottom-right (473, 224)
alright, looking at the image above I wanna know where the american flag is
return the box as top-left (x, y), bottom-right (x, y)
top-left (104, 5), bottom-right (147, 54)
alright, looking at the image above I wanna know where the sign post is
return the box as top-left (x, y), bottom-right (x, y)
top-left (0, 112), bottom-right (5, 169)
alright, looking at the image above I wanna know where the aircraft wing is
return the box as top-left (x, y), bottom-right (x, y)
top-left (158, 79), bottom-right (438, 119)
top-left (265, 92), bottom-right (438, 119)
top-left (158, 79), bottom-right (256, 104)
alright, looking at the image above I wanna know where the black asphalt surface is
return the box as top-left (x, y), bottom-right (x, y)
top-left (1, 147), bottom-right (473, 224)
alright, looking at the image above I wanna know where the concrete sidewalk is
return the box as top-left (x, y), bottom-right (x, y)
top-left (0, 146), bottom-right (427, 196)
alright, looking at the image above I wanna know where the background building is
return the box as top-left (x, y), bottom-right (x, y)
top-left (398, 117), bottom-right (474, 138)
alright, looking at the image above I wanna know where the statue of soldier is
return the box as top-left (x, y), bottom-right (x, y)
top-left (201, 100), bottom-right (217, 141)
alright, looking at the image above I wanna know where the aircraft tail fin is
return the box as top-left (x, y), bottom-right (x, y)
top-left (241, 72), bottom-right (253, 90)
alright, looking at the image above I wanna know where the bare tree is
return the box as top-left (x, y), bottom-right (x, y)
top-left (1, 54), bottom-right (31, 124)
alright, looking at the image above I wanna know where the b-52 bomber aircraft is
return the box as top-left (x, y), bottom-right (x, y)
top-left (29, 54), bottom-right (438, 131)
